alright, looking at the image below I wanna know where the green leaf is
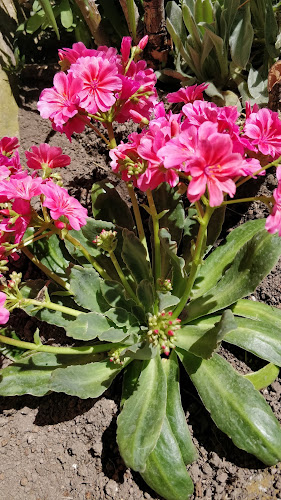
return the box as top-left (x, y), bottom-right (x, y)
top-left (122, 228), bottom-right (152, 283)
top-left (247, 65), bottom-right (268, 104)
top-left (204, 28), bottom-right (228, 79)
top-left (136, 280), bottom-right (155, 313)
top-left (182, 2), bottom-right (202, 51)
top-left (178, 350), bottom-right (281, 465)
top-left (126, 0), bottom-right (137, 40)
top-left (121, 360), bottom-right (142, 406)
top-left (153, 184), bottom-right (185, 245)
top-left (51, 358), bottom-right (126, 399)
top-left (105, 307), bottom-right (138, 328)
top-left (117, 354), bottom-right (167, 471)
top-left (98, 328), bottom-right (130, 342)
top-left (0, 329), bottom-right (27, 361)
top-left (187, 227), bottom-right (281, 321)
top-left (70, 265), bottom-right (105, 312)
top-left (264, 0), bottom-right (278, 58)
top-left (195, 0), bottom-right (213, 25)
top-left (166, 1), bottom-right (190, 63)
top-left (66, 312), bottom-right (113, 341)
top-left (26, 10), bottom-right (46, 34)
top-left (91, 180), bottom-right (134, 230)
top-left (224, 317), bottom-right (281, 366)
top-left (192, 219), bottom-right (265, 299)
top-left (141, 417), bottom-right (194, 500)
top-left (60, 0), bottom-right (73, 28)
top-left (157, 292), bottom-right (180, 311)
top-left (159, 228), bottom-right (186, 278)
top-left (162, 352), bottom-right (198, 464)
top-left (232, 298), bottom-right (281, 327)
top-left (122, 341), bottom-right (159, 360)
top-left (31, 232), bottom-right (71, 279)
top-left (100, 279), bottom-right (135, 311)
top-left (220, 0), bottom-right (240, 40)
top-left (245, 364), bottom-right (279, 390)
top-left (206, 206), bottom-right (225, 246)
top-left (229, 3), bottom-right (253, 68)
top-left (38, 0), bottom-right (60, 38)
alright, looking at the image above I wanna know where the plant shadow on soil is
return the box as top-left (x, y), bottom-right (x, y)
top-left (0, 77), bottom-right (280, 499)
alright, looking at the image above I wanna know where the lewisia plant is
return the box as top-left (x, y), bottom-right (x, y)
top-left (1, 38), bottom-right (281, 500)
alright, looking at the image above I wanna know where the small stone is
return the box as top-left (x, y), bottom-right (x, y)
top-left (20, 477), bottom-right (28, 486)
top-left (105, 479), bottom-right (118, 496)
top-left (1, 439), bottom-right (8, 447)
top-left (27, 435), bottom-right (33, 444)
top-left (217, 471), bottom-right (228, 483)
top-left (0, 473), bottom-right (4, 480)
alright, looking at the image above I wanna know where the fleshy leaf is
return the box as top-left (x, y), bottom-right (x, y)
top-left (51, 358), bottom-right (127, 399)
top-left (122, 228), bottom-right (152, 283)
top-left (178, 350), bottom-right (281, 465)
top-left (65, 312), bottom-right (113, 341)
top-left (91, 180), bottom-right (134, 230)
top-left (162, 352), bottom-right (198, 464)
top-left (244, 364), bottom-right (279, 390)
top-left (70, 265), bottom-right (107, 312)
top-left (141, 417), bottom-right (194, 500)
top-left (136, 279), bottom-right (155, 313)
top-left (117, 354), bottom-right (167, 471)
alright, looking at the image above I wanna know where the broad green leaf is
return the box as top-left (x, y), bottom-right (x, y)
top-left (66, 312), bottom-right (113, 340)
top-left (100, 279), bottom-right (136, 312)
top-left (220, 0), bottom-right (240, 40)
top-left (159, 228), bottom-right (186, 278)
top-left (224, 317), bottom-right (281, 366)
top-left (153, 184), bottom-right (185, 245)
top-left (175, 310), bottom-right (235, 359)
top-left (162, 353), bottom-right (198, 464)
top-left (229, 3), bottom-right (253, 68)
top-left (264, 0), bottom-right (278, 58)
top-left (26, 10), bottom-right (46, 34)
top-left (166, 1), bottom-right (190, 63)
top-left (117, 354), bottom-right (167, 471)
top-left (60, 0), bottom-right (73, 28)
top-left (105, 307), bottom-right (138, 328)
top-left (192, 219), bottom-right (265, 299)
top-left (0, 329), bottom-right (25, 362)
top-left (247, 65), bottom-right (268, 103)
top-left (245, 364), bottom-right (279, 390)
top-left (51, 358), bottom-right (126, 399)
top-left (232, 299), bottom-right (281, 327)
top-left (70, 265), bottom-right (106, 312)
top-left (38, 0), bottom-right (60, 38)
top-left (136, 280), bottom-right (154, 313)
top-left (0, 352), bottom-right (96, 397)
top-left (122, 228), bottom-right (152, 283)
top-left (182, 3), bottom-right (202, 50)
top-left (157, 292), bottom-right (180, 311)
top-left (99, 0), bottom-right (129, 38)
top-left (206, 206), bottom-right (225, 246)
top-left (178, 350), bottom-right (281, 465)
top-left (28, 231), bottom-right (71, 280)
top-left (187, 228), bottom-right (281, 321)
top-left (91, 180), bottom-right (134, 230)
top-left (122, 340), bottom-right (159, 360)
top-left (126, 0), bottom-right (137, 40)
top-left (121, 360), bottom-right (142, 406)
top-left (195, 0), bottom-right (213, 25)
top-left (98, 328), bottom-right (130, 342)
top-left (141, 417), bottom-right (194, 500)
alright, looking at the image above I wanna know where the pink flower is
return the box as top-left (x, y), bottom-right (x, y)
top-left (70, 56), bottom-right (122, 114)
top-left (59, 42), bottom-right (118, 68)
top-left (167, 83), bottom-right (208, 104)
top-left (0, 136), bottom-right (19, 156)
top-left (41, 181), bottom-right (88, 230)
top-left (0, 173), bottom-right (42, 202)
top-left (243, 108), bottom-right (281, 158)
top-left (186, 123), bottom-right (245, 206)
top-left (137, 35), bottom-right (149, 51)
top-left (121, 37), bottom-right (132, 64)
top-left (37, 72), bottom-right (84, 127)
top-left (265, 183), bottom-right (281, 235)
top-left (0, 292), bottom-right (9, 324)
top-left (25, 143), bottom-right (71, 170)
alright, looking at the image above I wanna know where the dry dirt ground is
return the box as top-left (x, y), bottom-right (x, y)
top-left (0, 80), bottom-right (280, 500)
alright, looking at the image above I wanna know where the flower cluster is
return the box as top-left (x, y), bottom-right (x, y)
top-left (38, 36), bottom-right (156, 140)
top-left (93, 230), bottom-right (118, 252)
top-left (147, 310), bottom-right (181, 356)
top-left (0, 139), bottom-right (88, 275)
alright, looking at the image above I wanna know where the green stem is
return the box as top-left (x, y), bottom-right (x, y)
top-left (221, 195), bottom-right (272, 206)
top-left (236, 155), bottom-right (281, 189)
top-left (126, 183), bottom-right (150, 260)
top-left (108, 250), bottom-right (140, 304)
top-left (105, 122), bottom-right (117, 149)
top-left (0, 334), bottom-right (124, 355)
top-left (21, 247), bottom-right (70, 291)
top-left (172, 206), bottom-right (214, 319)
top-left (64, 232), bottom-right (110, 280)
top-left (146, 189), bottom-right (161, 284)
top-left (22, 298), bottom-right (81, 317)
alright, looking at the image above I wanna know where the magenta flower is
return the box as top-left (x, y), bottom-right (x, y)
top-left (25, 143), bottom-right (71, 170)
top-left (70, 56), bottom-right (122, 114)
top-left (0, 292), bottom-right (9, 325)
top-left (186, 123), bottom-right (244, 206)
top-left (167, 83), bottom-right (208, 104)
top-left (243, 108), bottom-right (281, 158)
top-left (59, 42), bottom-right (119, 68)
top-left (37, 72), bottom-right (83, 127)
top-left (0, 136), bottom-right (19, 156)
top-left (41, 181), bottom-right (88, 230)
top-left (0, 173), bottom-right (42, 202)
top-left (265, 183), bottom-right (281, 236)
top-left (121, 37), bottom-right (132, 64)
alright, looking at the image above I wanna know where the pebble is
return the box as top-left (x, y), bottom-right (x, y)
top-left (20, 477), bottom-right (28, 486)
top-left (217, 471), bottom-right (228, 483)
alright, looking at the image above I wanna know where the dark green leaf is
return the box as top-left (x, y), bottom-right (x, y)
top-left (121, 360), bottom-right (142, 406)
top-left (162, 352), bottom-right (198, 464)
top-left (157, 292), bottom-right (180, 311)
top-left (51, 358), bottom-right (126, 399)
top-left (159, 228), bottom-right (186, 278)
top-left (136, 280), bottom-right (155, 313)
top-left (206, 206), bottom-right (225, 246)
top-left (70, 265), bottom-right (104, 312)
top-left (38, 0), bottom-right (60, 38)
top-left (26, 10), bottom-right (46, 34)
top-left (153, 184), bottom-right (185, 244)
top-left (117, 355), bottom-right (167, 471)
top-left (232, 298), bottom-right (281, 327)
top-left (122, 341), bottom-right (159, 360)
top-left (186, 228), bottom-right (281, 321)
top-left (178, 350), bottom-right (281, 465)
top-left (192, 219), bottom-right (265, 299)
top-left (91, 180), bottom-right (134, 230)
top-left (122, 228), bottom-right (152, 283)
top-left (29, 231), bottom-right (71, 280)
top-left (98, 328), bottom-right (129, 342)
top-left (66, 312), bottom-right (112, 341)
top-left (141, 417), bottom-right (194, 500)
top-left (264, 0), bottom-right (278, 58)
top-left (100, 279), bottom-right (135, 311)
top-left (229, 3), bottom-right (253, 68)
top-left (0, 329), bottom-right (27, 362)
top-left (105, 307), bottom-right (138, 328)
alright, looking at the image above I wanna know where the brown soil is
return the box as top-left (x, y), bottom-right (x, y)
top-left (0, 78), bottom-right (281, 500)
